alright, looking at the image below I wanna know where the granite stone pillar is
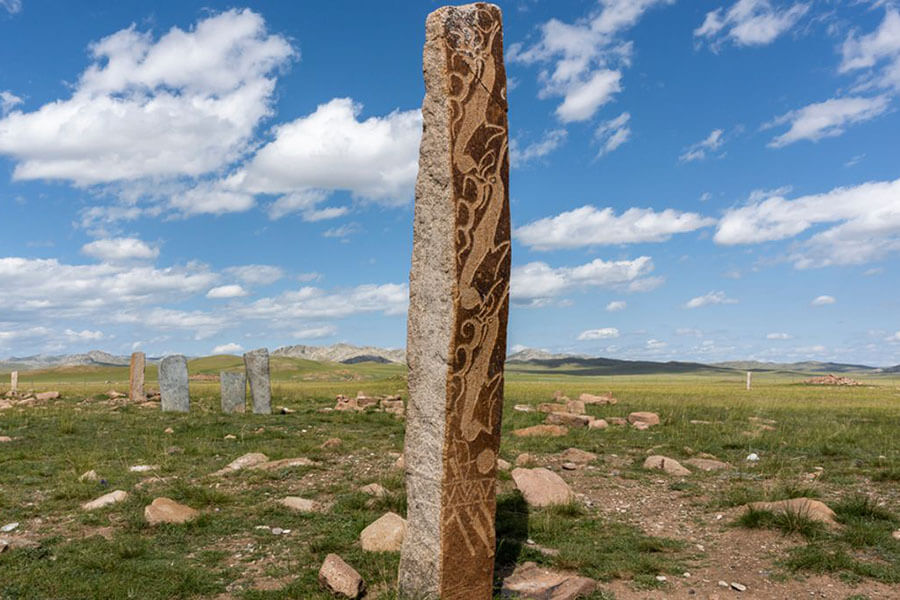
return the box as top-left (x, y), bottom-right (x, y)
top-left (159, 355), bottom-right (189, 413)
top-left (129, 352), bottom-right (145, 402)
top-left (220, 371), bottom-right (246, 413)
top-left (243, 348), bottom-right (271, 414)
top-left (398, 4), bottom-right (511, 598)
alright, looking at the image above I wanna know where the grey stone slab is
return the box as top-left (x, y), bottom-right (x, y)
top-left (129, 352), bottom-right (145, 402)
top-left (159, 355), bottom-right (189, 413)
top-left (220, 371), bottom-right (246, 413)
top-left (398, 5), bottom-right (511, 599)
top-left (243, 348), bottom-right (271, 414)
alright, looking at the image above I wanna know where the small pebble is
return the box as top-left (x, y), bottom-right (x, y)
top-left (561, 462), bottom-right (578, 470)
top-left (746, 453), bottom-right (759, 462)
top-left (655, 575), bottom-right (667, 582)
top-left (731, 582), bottom-right (747, 592)
top-left (271, 527), bottom-right (284, 535)
top-left (718, 581), bottom-right (729, 588)
top-left (1, 523), bottom-right (18, 533)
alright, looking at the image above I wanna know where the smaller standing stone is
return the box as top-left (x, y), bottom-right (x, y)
top-left (159, 355), bottom-right (189, 413)
top-left (220, 371), bottom-right (246, 413)
top-left (243, 348), bottom-right (271, 414)
top-left (82, 490), bottom-right (128, 511)
top-left (319, 554), bottom-right (365, 599)
top-left (10, 371), bottom-right (17, 394)
top-left (129, 352), bottom-right (145, 402)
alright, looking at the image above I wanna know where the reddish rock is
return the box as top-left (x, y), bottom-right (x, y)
top-left (144, 497), bottom-right (198, 525)
top-left (545, 412), bottom-right (592, 428)
top-left (579, 392), bottom-right (617, 405)
top-left (643, 455), bottom-right (690, 476)
top-left (588, 418), bottom-right (608, 430)
top-left (628, 411), bottom-right (660, 427)
top-left (501, 561), bottom-right (598, 599)
top-left (538, 402), bottom-right (568, 414)
top-left (513, 424), bottom-right (568, 438)
top-left (559, 448), bottom-right (597, 464)
top-left (319, 553), bottom-right (365, 599)
top-left (360, 512), bottom-right (406, 552)
top-left (747, 498), bottom-right (838, 526)
top-left (511, 468), bottom-right (573, 507)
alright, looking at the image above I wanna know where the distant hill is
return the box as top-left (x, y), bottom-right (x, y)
top-left (713, 360), bottom-right (882, 373)
top-left (0, 350), bottom-right (148, 372)
top-left (508, 353), bottom-right (732, 376)
top-left (272, 343), bottom-right (405, 364)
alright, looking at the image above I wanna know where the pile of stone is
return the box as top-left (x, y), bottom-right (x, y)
top-left (513, 390), bottom-right (658, 437)
top-left (333, 392), bottom-right (405, 416)
top-left (804, 374), bottom-right (862, 386)
top-left (1, 389), bottom-right (61, 410)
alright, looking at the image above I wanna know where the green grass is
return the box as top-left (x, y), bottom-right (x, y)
top-left (1, 363), bottom-right (899, 597)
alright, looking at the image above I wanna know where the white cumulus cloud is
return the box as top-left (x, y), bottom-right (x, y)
top-left (578, 327), bottom-right (620, 340)
top-left (606, 300), bottom-right (627, 311)
top-left (206, 285), bottom-right (248, 299)
top-left (764, 95), bottom-right (890, 147)
top-left (695, 0), bottom-right (810, 48)
top-left (840, 9), bottom-right (900, 92)
top-left (81, 237), bottom-right (159, 262)
top-left (511, 256), bottom-right (661, 304)
top-left (811, 295), bottom-right (835, 306)
top-left (684, 291), bottom-right (738, 309)
top-left (516, 206), bottom-right (715, 250)
top-left (212, 342), bottom-right (243, 354)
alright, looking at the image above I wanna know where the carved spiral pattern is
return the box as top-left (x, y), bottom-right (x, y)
top-left (439, 5), bottom-right (510, 599)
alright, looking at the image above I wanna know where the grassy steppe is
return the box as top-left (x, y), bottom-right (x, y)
top-left (0, 360), bottom-right (898, 598)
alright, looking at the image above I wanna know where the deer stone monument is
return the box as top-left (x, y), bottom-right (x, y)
top-left (398, 4), bottom-right (511, 599)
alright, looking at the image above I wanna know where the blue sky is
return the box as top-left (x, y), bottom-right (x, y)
top-left (0, 0), bottom-right (898, 365)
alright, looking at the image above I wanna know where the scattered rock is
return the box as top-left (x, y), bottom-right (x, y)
top-left (144, 497), bottom-right (199, 525)
top-left (34, 391), bottom-right (60, 401)
top-left (497, 458), bottom-right (512, 471)
top-left (501, 561), bottom-right (597, 600)
top-left (588, 418), bottom-right (608, 430)
top-left (538, 403), bottom-right (568, 414)
top-left (632, 421), bottom-right (651, 431)
top-left (684, 458), bottom-right (730, 472)
top-left (79, 469), bottom-right (99, 482)
top-left (690, 419), bottom-right (713, 425)
top-left (804, 374), bottom-right (861, 386)
top-left (359, 512), bottom-right (406, 552)
top-left (643, 455), bottom-right (691, 476)
top-left (731, 582), bottom-right (747, 592)
top-left (561, 462), bottom-right (578, 471)
top-left (0, 436), bottom-right (12, 443)
top-left (1, 522), bottom-right (19, 533)
top-left (280, 497), bottom-right (323, 513)
top-left (253, 457), bottom-right (316, 471)
top-left (892, 530), bottom-right (900, 540)
top-left (318, 553), bottom-right (365, 599)
top-left (746, 453), bottom-right (760, 462)
top-left (224, 434), bottom-right (237, 440)
top-left (129, 465), bottom-right (158, 473)
top-left (628, 411), bottom-right (660, 427)
top-left (512, 424), bottom-right (568, 437)
top-left (579, 392), bottom-right (617, 405)
top-left (513, 404), bottom-right (534, 412)
top-left (565, 399), bottom-right (586, 414)
top-left (394, 455), bottom-right (405, 470)
top-left (213, 452), bottom-right (269, 476)
top-left (608, 417), bottom-right (628, 426)
top-left (360, 483), bottom-right (387, 498)
top-left (546, 412), bottom-right (592, 428)
top-left (559, 448), bottom-right (597, 464)
top-left (321, 437), bottom-right (342, 449)
top-left (511, 468), bottom-right (574, 507)
top-left (515, 453), bottom-right (535, 467)
top-left (746, 498), bottom-right (838, 526)
top-left (82, 490), bottom-right (128, 511)
top-left (279, 406), bottom-right (295, 414)
top-left (163, 427), bottom-right (174, 434)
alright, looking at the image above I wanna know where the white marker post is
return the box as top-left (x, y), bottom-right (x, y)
top-left (746, 371), bottom-right (752, 391)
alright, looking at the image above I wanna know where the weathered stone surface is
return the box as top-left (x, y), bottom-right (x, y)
top-left (253, 457), bottom-right (316, 471)
top-left (513, 424), bottom-right (568, 437)
top-left (159, 355), bottom-right (189, 413)
top-left (643, 455), bottom-right (691, 476)
top-left (747, 498), bottom-right (838, 526)
top-left (511, 468), bottom-right (573, 507)
top-left (144, 497), bottom-right (198, 525)
top-left (319, 553), bottom-right (365, 599)
top-left (129, 352), bottom-right (145, 402)
top-left (538, 403), bottom-right (568, 414)
top-left (79, 470), bottom-right (99, 482)
top-left (82, 490), bottom-right (128, 511)
top-left (546, 412), bottom-right (592, 428)
top-left (588, 418), bottom-right (609, 430)
top-left (360, 512), bottom-right (407, 552)
top-left (399, 5), bottom-right (510, 599)
top-left (579, 392), bottom-right (616, 405)
top-left (279, 496), bottom-right (323, 513)
top-left (496, 458), bottom-right (512, 471)
top-left (608, 417), bottom-right (628, 426)
top-left (559, 448), bottom-right (597, 464)
top-left (220, 371), bottom-right (246, 413)
top-left (501, 561), bottom-right (598, 600)
top-left (10, 371), bottom-right (17, 394)
top-left (685, 458), bottom-right (730, 471)
top-left (243, 348), bottom-right (271, 414)
top-left (565, 399), bottom-right (586, 414)
top-left (513, 425), bottom-right (569, 437)
top-left (212, 452), bottom-right (269, 476)
top-left (34, 391), bottom-right (59, 401)
top-left (628, 411), bottom-right (660, 426)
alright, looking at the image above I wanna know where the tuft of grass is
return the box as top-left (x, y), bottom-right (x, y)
top-left (736, 506), bottom-right (826, 539)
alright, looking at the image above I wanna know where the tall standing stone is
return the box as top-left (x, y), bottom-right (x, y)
top-left (220, 371), bottom-right (246, 413)
top-left (10, 371), bottom-right (17, 394)
top-left (159, 355), bottom-right (189, 413)
top-left (398, 5), bottom-right (510, 599)
top-left (243, 348), bottom-right (271, 414)
top-left (129, 352), bottom-right (146, 402)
